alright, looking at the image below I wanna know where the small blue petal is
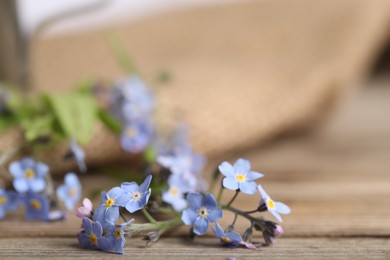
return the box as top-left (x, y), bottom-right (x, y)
top-left (125, 201), bottom-right (142, 213)
top-left (121, 182), bottom-right (138, 194)
top-left (207, 208), bottom-right (222, 223)
top-left (181, 209), bottom-right (198, 225)
top-left (234, 158), bottom-right (251, 173)
top-left (194, 218), bottom-right (208, 235)
top-left (139, 175), bottom-right (152, 192)
top-left (203, 193), bottom-right (217, 209)
top-left (78, 233), bottom-right (92, 249)
top-left (223, 177), bottom-right (239, 191)
top-left (275, 202), bottom-right (291, 214)
top-left (239, 181), bottom-right (257, 194)
top-left (82, 217), bottom-right (92, 233)
top-left (246, 171), bottom-right (264, 181)
top-left (30, 178), bottom-right (46, 193)
top-left (9, 162), bottom-right (24, 178)
top-left (13, 178), bottom-right (28, 193)
top-left (270, 209), bottom-right (283, 222)
top-left (186, 193), bottom-right (203, 210)
top-left (93, 221), bottom-right (103, 236)
top-left (35, 162), bottom-right (49, 177)
top-left (98, 237), bottom-right (112, 252)
top-left (218, 162), bottom-right (235, 177)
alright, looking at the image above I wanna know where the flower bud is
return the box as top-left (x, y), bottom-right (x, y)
top-left (242, 227), bottom-right (253, 242)
top-left (142, 231), bottom-right (160, 246)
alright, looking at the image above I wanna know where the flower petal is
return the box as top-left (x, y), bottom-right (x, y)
top-left (30, 178), bottom-right (46, 193)
top-left (203, 193), bottom-right (217, 209)
top-left (82, 217), bottom-right (92, 233)
top-left (234, 158), bottom-right (251, 173)
top-left (78, 233), bottom-right (92, 248)
top-left (93, 221), bottom-right (103, 236)
top-left (13, 178), bottom-right (28, 193)
top-left (186, 193), bottom-right (203, 210)
top-left (9, 162), bottom-right (24, 178)
top-left (98, 237), bottom-right (113, 252)
top-left (207, 208), bottom-right (223, 222)
top-left (83, 198), bottom-right (93, 210)
top-left (181, 209), bottom-right (198, 225)
top-left (222, 177), bottom-right (239, 191)
top-left (269, 209), bottom-right (283, 222)
top-left (35, 162), bottom-right (49, 177)
top-left (275, 202), bottom-right (291, 214)
top-left (239, 181), bottom-right (257, 195)
top-left (64, 173), bottom-right (79, 186)
top-left (125, 201), bottom-right (142, 213)
top-left (218, 162), bottom-right (235, 177)
top-left (257, 185), bottom-right (270, 199)
top-left (121, 182), bottom-right (138, 194)
top-left (246, 171), bottom-right (264, 181)
top-left (139, 175), bottom-right (152, 193)
top-left (194, 218), bottom-right (208, 235)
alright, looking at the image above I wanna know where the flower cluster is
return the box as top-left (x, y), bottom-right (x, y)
top-left (0, 157), bottom-right (82, 221)
top-left (109, 76), bottom-right (154, 153)
top-left (179, 158), bottom-right (291, 248)
top-left (76, 176), bottom-right (153, 254)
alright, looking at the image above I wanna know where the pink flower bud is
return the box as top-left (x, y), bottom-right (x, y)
top-left (76, 198), bottom-right (93, 219)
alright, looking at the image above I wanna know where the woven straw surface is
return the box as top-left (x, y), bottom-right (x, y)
top-left (1, 0), bottom-right (390, 172)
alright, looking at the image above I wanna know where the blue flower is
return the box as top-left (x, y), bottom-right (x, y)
top-left (93, 187), bottom-right (130, 226)
top-left (219, 158), bottom-right (263, 194)
top-left (162, 175), bottom-right (187, 212)
top-left (121, 175), bottom-right (152, 213)
top-left (57, 172), bottom-right (82, 211)
top-left (0, 188), bottom-right (20, 219)
top-left (257, 185), bottom-right (290, 222)
top-left (78, 217), bottom-right (111, 252)
top-left (106, 219), bottom-right (134, 254)
top-left (70, 139), bottom-right (87, 173)
top-left (212, 222), bottom-right (243, 247)
top-left (110, 76), bottom-right (154, 122)
top-left (157, 146), bottom-right (205, 192)
top-left (120, 120), bottom-right (154, 153)
top-left (23, 193), bottom-right (49, 221)
top-left (9, 157), bottom-right (49, 193)
top-left (181, 192), bottom-right (222, 235)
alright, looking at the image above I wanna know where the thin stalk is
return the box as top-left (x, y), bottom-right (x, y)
top-left (142, 208), bottom-right (157, 224)
top-left (125, 216), bottom-right (182, 236)
top-left (217, 186), bottom-right (224, 203)
top-left (226, 190), bottom-right (239, 207)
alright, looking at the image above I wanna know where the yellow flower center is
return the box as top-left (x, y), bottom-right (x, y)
top-left (0, 196), bottom-right (8, 205)
top-left (132, 192), bottom-right (141, 201)
top-left (126, 127), bottom-right (138, 138)
top-left (69, 188), bottom-right (77, 197)
top-left (198, 207), bottom-right (208, 218)
top-left (25, 168), bottom-right (35, 179)
top-left (221, 237), bottom-right (232, 243)
top-left (89, 233), bottom-right (98, 245)
top-left (31, 199), bottom-right (41, 210)
top-left (235, 173), bottom-right (246, 182)
top-left (105, 198), bottom-right (115, 208)
top-left (267, 198), bottom-right (275, 209)
top-left (170, 186), bottom-right (179, 197)
top-left (115, 228), bottom-right (121, 239)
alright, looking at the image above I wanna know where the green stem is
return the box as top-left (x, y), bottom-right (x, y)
top-left (120, 209), bottom-right (128, 222)
top-left (226, 190), bottom-right (239, 207)
top-left (208, 167), bottom-right (220, 193)
top-left (142, 208), bottom-right (157, 224)
top-left (125, 216), bottom-right (182, 236)
top-left (222, 204), bottom-right (265, 230)
top-left (217, 186), bottom-right (224, 203)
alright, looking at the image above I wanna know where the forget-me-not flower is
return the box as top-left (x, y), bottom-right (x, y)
top-left (57, 172), bottom-right (82, 211)
top-left (257, 185), bottom-right (290, 222)
top-left (9, 157), bottom-right (49, 193)
top-left (106, 219), bottom-right (134, 254)
top-left (0, 188), bottom-right (19, 219)
top-left (162, 175), bottom-right (187, 212)
top-left (93, 187), bottom-right (130, 226)
top-left (121, 175), bottom-right (152, 213)
top-left (181, 192), bottom-right (222, 235)
top-left (120, 120), bottom-right (153, 154)
top-left (78, 217), bottom-right (111, 252)
top-left (219, 158), bottom-right (263, 194)
top-left (23, 193), bottom-right (49, 221)
top-left (70, 139), bottom-right (87, 173)
top-left (212, 222), bottom-right (256, 249)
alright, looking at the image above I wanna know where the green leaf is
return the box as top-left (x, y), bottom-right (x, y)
top-left (22, 114), bottom-right (54, 141)
top-left (98, 109), bottom-right (122, 134)
top-left (47, 93), bottom-right (98, 144)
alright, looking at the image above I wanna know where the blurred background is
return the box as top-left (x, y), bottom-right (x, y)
top-left (0, 0), bottom-right (389, 237)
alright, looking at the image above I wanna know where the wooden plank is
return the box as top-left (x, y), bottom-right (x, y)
top-left (0, 237), bottom-right (389, 259)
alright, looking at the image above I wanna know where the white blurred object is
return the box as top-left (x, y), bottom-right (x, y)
top-left (17, 0), bottom-right (238, 38)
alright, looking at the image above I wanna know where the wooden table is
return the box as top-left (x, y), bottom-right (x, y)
top-left (1, 76), bottom-right (389, 259)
